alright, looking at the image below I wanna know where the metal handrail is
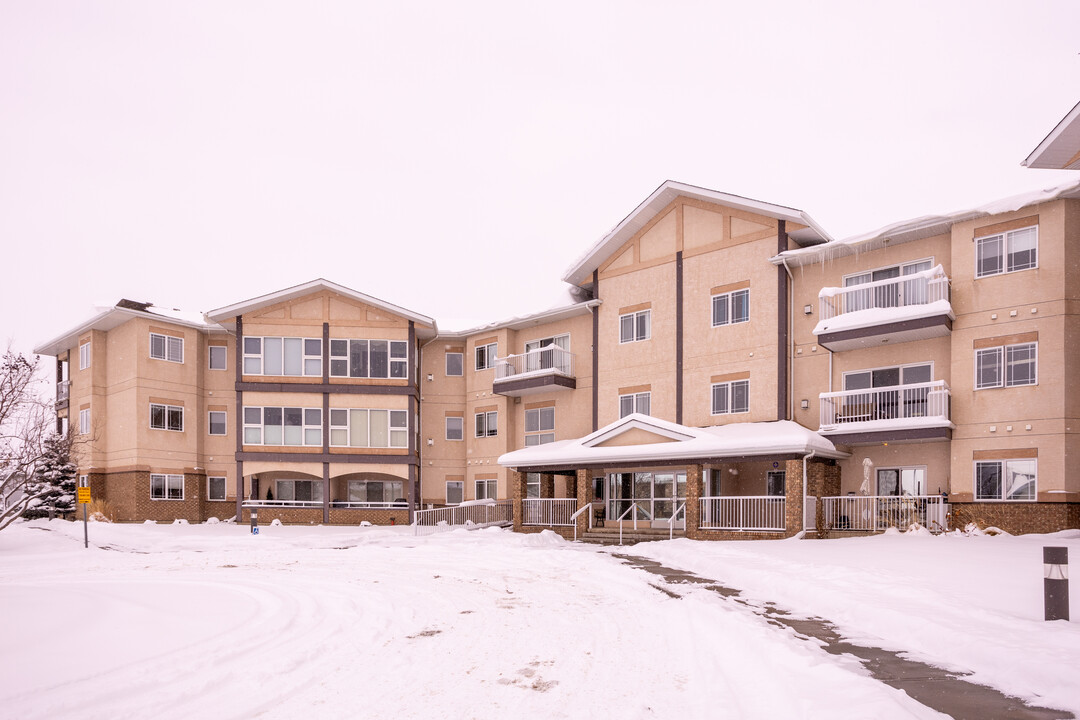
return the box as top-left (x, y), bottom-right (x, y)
top-left (617, 501), bottom-right (652, 546)
top-left (569, 502), bottom-right (595, 541)
top-left (668, 502), bottom-right (686, 541)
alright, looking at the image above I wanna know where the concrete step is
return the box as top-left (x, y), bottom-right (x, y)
top-left (580, 528), bottom-right (684, 545)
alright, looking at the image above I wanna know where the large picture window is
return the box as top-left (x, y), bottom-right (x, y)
top-left (619, 310), bottom-right (650, 343)
top-left (150, 333), bottom-right (184, 363)
top-left (329, 408), bottom-right (407, 448)
top-left (347, 479), bottom-right (405, 505)
top-left (243, 337), bottom-right (322, 377)
top-left (975, 459), bottom-right (1036, 501)
top-left (151, 473), bottom-right (184, 500)
top-left (975, 342), bottom-right (1037, 389)
top-left (525, 407), bottom-right (554, 446)
top-left (976, 225), bottom-right (1037, 278)
top-left (711, 380), bottom-right (749, 415)
top-left (275, 479), bottom-right (324, 503)
top-left (712, 289), bottom-right (749, 327)
top-left (243, 406), bottom-right (322, 446)
top-left (329, 339), bottom-right (407, 379)
top-left (150, 403), bottom-right (184, 432)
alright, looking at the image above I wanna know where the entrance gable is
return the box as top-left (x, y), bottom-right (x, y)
top-left (593, 427), bottom-right (680, 448)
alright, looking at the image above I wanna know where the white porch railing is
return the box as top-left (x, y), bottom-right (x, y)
top-left (494, 346), bottom-right (574, 381)
top-left (819, 495), bottom-right (948, 533)
top-left (819, 265), bottom-right (950, 321)
top-left (699, 496), bottom-right (786, 531)
top-left (523, 498), bottom-right (578, 527)
top-left (819, 380), bottom-right (950, 430)
top-left (413, 499), bottom-right (513, 536)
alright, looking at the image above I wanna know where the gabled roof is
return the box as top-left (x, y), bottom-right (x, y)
top-left (561, 180), bottom-right (833, 287)
top-left (498, 413), bottom-right (846, 470)
top-left (1023, 100), bottom-right (1080, 170)
top-left (34, 302), bottom-right (220, 357)
top-left (206, 279), bottom-right (437, 337)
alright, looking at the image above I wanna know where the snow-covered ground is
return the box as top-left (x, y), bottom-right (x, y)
top-left (1, 521), bottom-right (1077, 719)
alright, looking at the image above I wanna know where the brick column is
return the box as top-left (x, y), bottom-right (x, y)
top-left (784, 458), bottom-right (805, 538)
top-left (575, 469), bottom-right (590, 538)
top-left (540, 473), bottom-right (554, 499)
top-left (685, 464), bottom-right (702, 539)
top-left (510, 470), bottom-right (526, 532)
top-left (566, 472), bottom-right (578, 500)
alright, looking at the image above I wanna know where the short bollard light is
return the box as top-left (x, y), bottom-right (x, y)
top-left (1043, 546), bottom-right (1069, 621)
top-left (250, 507), bottom-right (259, 535)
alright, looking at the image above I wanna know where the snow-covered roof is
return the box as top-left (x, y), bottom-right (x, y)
top-left (439, 297), bottom-right (600, 338)
top-left (562, 180), bottom-right (833, 287)
top-left (1023, 100), bottom-right (1080, 170)
top-left (34, 301), bottom-right (221, 357)
top-left (498, 413), bottom-right (847, 470)
top-left (772, 178), bottom-right (1080, 268)
top-left (206, 279), bottom-right (437, 337)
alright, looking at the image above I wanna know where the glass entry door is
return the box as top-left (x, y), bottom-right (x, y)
top-left (607, 471), bottom-right (686, 529)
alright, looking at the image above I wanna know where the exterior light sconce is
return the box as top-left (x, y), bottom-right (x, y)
top-left (803, 305), bottom-right (813, 315)
top-left (800, 399), bottom-right (809, 409)
top-left (426, 438), bottom-right (434, 446)
top-left (426, 373), bottom-right (433, 382)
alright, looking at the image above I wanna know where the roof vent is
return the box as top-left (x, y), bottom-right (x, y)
top-left (115, 298), bottom-right (153, 312)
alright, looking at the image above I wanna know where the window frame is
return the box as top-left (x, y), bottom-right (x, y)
top-left (711, 289), bottom-right (750, 327)
top-left (475, 342), bottom-right (498, 371)
top-left (328, 408), bottom-right (407, 448)
top-left (208, 345), bottom-right (228, 371)
top-left (150, 402), bottom-right (184, 432)
top-left (446, 480), bottom-right (464, 505)
top-left (619, 310), bottom-right (651, 344)
top-left (208, 410), bottom-right (227, 436)
top-left (618, 392), bottom-right (651, 418)
top-left (149, 332), bottom-right (185, 364)
top-left (475, 410), bottom-right (498, 438)
top-left (445, 416), bottom-right (464, 441)
top-left (78, 341), bottom-right (91, 370)
top-left (150, 473), bottom-right (185, 500)
top-left (974, 458), bottom-right (1037, 501)
top-left (207, 476), bottom-right (227, 501)
top-left (241, 406), bottom-right (323, 446)
top-left (711, 379), bottom-right (750, 415)
top-left (275, 478), bottom-right (324, 504)
top-left (976, 225), bottom-right (1038, 279)
top-left (475, 479), bottom-right (498, 501)
top-left (243, 336), bottom-right (322, 378)
top-left (974, 342), bottom-right (1037, 390)
top-left (524, 406), bottom-right (555, 446)
top-left (79, 407), bottom-right (91, 435)
top-left (328, 338), bottom-right (407, 379)
top-left (446, 352), bottom-right (464, 377)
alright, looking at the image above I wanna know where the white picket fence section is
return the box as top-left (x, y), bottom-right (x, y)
top-left (819, 495), bottom-right (948, 533)
top-left (698, 496), bottom-right (786, 531)
top-left (413, 499), bottom-right (513, 536)
top-left (522, 498), bottom-right (578, 527)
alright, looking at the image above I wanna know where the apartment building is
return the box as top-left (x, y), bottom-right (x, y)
top-left (34, 104), bottom-right (1080, 537)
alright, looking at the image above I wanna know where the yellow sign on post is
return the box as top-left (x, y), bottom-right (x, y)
top-left (77, 487), bottom-right (91, 504)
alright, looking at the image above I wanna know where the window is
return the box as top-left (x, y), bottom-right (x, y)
top-left (526, 473), bottom-right (541, 499)
top-left (975, 459), bottom-right (1036, 501)
top-left (150, 403), bottom-right (184, 432)
top-left (712, 289), bottom-right (750, 327)
top-left (244, 337), bottom-right (322, 377)
top-left (711, 380), bottom-right (750, 415)
top-left (348, 479), bottom-right (405, 504)
top-left (446, 480), bottom-right (464, 505)
top-left (208, 411), bottom-right (227, 436)
top-left (619, 392), bottom-right (650, 418)
top-left (619, 310), bottom-right (650, 343)
top-left (975, 342), bottom-right (1037, 389)
top-left (766, 471), bottom-right (785, 497)
top-left (876, 467), bottom-right (926, 496)
top-left (275, 479), bottom-right (324, 503)
top-left (151, 473), bottom-right (184, 500)
top-left (79, 408), bottom-right (91, 435)
top-left (242, 406), bottom-right (322, 446)
top-left (445, 416), bottom-right (464, 441)
top-left (475, 342), bottom-right (497, 371)
top-left (475, 479), bottom-right (497, 500)
top-left (523, 335), bottom-right (570, 373)
top-left (328, 409), bottom-right (407, 448)
top-left (209, 346), bottom-right (227, 370)
top-left (976, 226), bottom-right (1037, 278)
top-left (79, 342), bottom-right (91, 370)
top-left (475, 411), bottom-right (498, 438)
top-left (525, 407), bottom-right (555, 446)
top-left (150, 333), bottom-right (184, 363)
top-left (446, 352), bottom-right (463, 376)
top-left (329, 339), bottom-right (407, 379)
top-left (208, 476), bottom-right (227, 501)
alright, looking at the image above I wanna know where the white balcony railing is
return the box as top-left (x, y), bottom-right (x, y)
top-left (819, 265), bottom-right (950, 321)
top-left (699, 496), bottom-right (786, 532)
top-left (819, 495), bottom-right (948, 533)
top-left (819, 380), bottom-right (950, 431)
top-left (522, 498), bottom-right (578, 527)
top-left (414, 499), bottom-right (513, 536)
top-left (494, 346), bottom-right (574, 381)
top-left (56, 380), bottom-right (70, 403)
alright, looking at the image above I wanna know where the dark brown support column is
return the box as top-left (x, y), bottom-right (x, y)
top-left (685, 464), bottom-right (701, 539)
top-left (407, 321), bottom-right (417, 524)
top-left (676, 250), bottom-right (684, 424)
top-left (777, 220), bottom-right (789, 421)
top-left (234, 314), bottom-right (245, 521)
top-left (592, 269), bottom-right (599, 432)
top-left (322, 322), bottom-right (330, 524)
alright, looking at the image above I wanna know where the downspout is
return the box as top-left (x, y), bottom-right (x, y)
top-left (781, 258), bottom-right (795, 421)
top-left (416, 328), bottom-right (442, 515)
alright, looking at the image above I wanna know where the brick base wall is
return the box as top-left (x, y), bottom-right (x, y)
top-left (949, 502), bottom-right (1080, 535)
top-left (516, 525), bottom-right (577, 541)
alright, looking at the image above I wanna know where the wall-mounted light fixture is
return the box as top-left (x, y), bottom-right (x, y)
top-left (800, 399), bottom-right (809, 409)
top-left (803, 305), bottom-right (813, 315)
top-left (426, 373), bottom-right (434, 382)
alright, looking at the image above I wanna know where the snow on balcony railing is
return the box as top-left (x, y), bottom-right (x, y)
top-left (819, 265), bottom-right (950, 321)
top-left (699, 496), bottom-right (786, 531)
top-left (819, 380), bottom-right (950, 431)
top-left (522, 498), bottom-right (578, 527)
top-left (413, 499), bottom-right (513, 536)
top-left (819, 495), bottom-right (948, 533)
top-left (494, 346), bottom-right (574, 382)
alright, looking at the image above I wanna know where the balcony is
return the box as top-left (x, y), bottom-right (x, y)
top-left (814, 265), bottom-right (953, 351)
top-left (492, 346), bottom-right (576, 397)
top-left (55, 380), bottom-right (70, 409)
top-left (819, 380), bottom-right (952, 444)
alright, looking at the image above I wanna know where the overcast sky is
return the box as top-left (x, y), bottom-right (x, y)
top-left (2, 1), bottom-right (1078, 356)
